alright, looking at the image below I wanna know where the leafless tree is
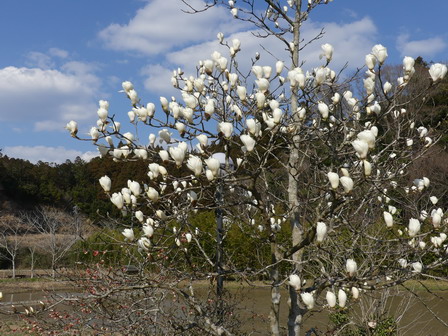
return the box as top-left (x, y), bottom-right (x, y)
top-left (45, 1), bottom-right (448, 335)
top-left (22, 206), bottom-right (84, 278)
top-left (0, 214), bottom-right (27, 279)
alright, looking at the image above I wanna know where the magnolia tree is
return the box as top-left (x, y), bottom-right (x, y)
top-left (61, 0), bottom-right (448, 335)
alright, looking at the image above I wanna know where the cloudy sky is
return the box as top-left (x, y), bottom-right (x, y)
top-left (0, 0), bottom-right (446, 164)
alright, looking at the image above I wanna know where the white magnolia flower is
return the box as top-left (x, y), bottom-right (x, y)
top-left (300, 292), bottom-right (314, 309)
top-left (160, 96), bottom-right (169, 112)
top-left (403, 56), bottom-right (415, 73)
top-left (275, 60), bottom-right (284, 75)
top-left (197, 134), bottom-right (208, 147)
top-left (159, 150), bottom-right (169, 162)
top-left (383, 211), bottom-right (393, 227)
top-left (318, 102), bottom-right (329, 119)
top-left (346, 259), bottom-right (357, 277)
top-left (159, 129), bottom-right (172, 144)
top-left (352, 139), bottom-right (369, 159)
top-left (89, 127), bottom-right (99, 141)
top-left (128, 111), bottom-right (136, 122)
top-left (122, 81), bottom-right (134, 92)
top-left (357, 130), bottom-right (376, 149)
top-left (169, 146), bottom-right (186, 167)
top-left (327, 172), bottom-right (339, 189)
top-left (229, 73), bottom-right (238, 87)
top-left (135, 210), bottom-right (144, 222)
top-left (232, 39), bottom-right (241, 51)
top-left (321, 43), bottom-right (334, 62)
top-left (252, 65), bottom-right (263, 79)
top-left (351, 287), bottom-right (360, 299)
top-left (256, 78), bottom-right (269, 93)
top-left (188, 191), bottom-right (198, 204)
top-left (142, 224), bottom-right (154, 238)
top-left (205, 157), bottom-right (221, 177)
top-left (146, 187), bottom-right (159, 202)
top-left (432, 213), bottom-right (442, 228)
top-left (431, 236), bottom-right (443, 247)
top-left (429, 63), bottom-right (447, 81)
top-left (219, 122), bottom-right (233, 138)
top-left (263, 66), bottom-right (272, 78)
top-left (128, 180), bottom-right (141, 196)
top-left (288, 274), bottom-right (301, 291)
top-left (240, 134), bottom-right (256, 152)
top-left (412, 262), bottom-right (423, 273)
top-left (99, 176), bottom-right (111, 192)
top-left (217, 32), bottom-right (224, 43)
top-left (326, 291), bottom-right (336, 308)
top-left (365, 54), bottom-right (376, 70)
top-left (272, 108), bottom-right (283, 124)
top-left (236, 86), bottom-right (247, 100)
top-left (339, 176), bottom-right (354, 193)
top-left (204, 99), bottom-right (215, 118)
top-left (408, 218), bottom-right (421, 237)
top-left (203, 59), bottom-right (214, 74)
top-left (315, 68), bottom-right (327, 85)
top-left (127, 89), bottom-right (139, 105)
top-left (383, 82), bottom-right (392, 94)
top-left (123, 132), bottom-right (135, 144)
top-left (156, 210), bottom-right (167, 220)
top-left (111, 193), bottom-right (124, 209)
top-left (122, 228), bottom-right (134, 241)
top-left (363, 160), bottom-right (372, 176)
top-left (137, 237), bottom-right (151, 251)
top-left (217, 56), bottom-right (228, 71)
top-left (430, 196), bottom-right (438, 205)
top-left (175, 122), bottom-right (186, 135)
top-left (371, 44), bottom-right (388, 64)
top-left (363, 77), bottom-right (375, 95)
top-left (316, 222), bottom-right (327, 242)
top-left (65, 121), bottom-right (78, 137)
top-left (398, 258), bottom-right (407, 268)
top-left (331, 92), bottom-right (341, 104)
top-left (187, 156), bottom-right (203, 176)
top-left (338, 289), bottom-right (347, 308)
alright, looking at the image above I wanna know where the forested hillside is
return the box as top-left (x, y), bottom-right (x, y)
top-left (0, 154), bottom-right (148, 220)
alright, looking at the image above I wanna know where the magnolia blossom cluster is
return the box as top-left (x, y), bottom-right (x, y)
top-left (65, 32), bottom-right (448, 316)
top-left (288, 258), bottom-right (359, 310)
top-left (98, 174), bottom-right (196, 252)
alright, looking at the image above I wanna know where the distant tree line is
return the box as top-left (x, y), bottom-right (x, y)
top-left (0, 154), bottom-right (147, 220)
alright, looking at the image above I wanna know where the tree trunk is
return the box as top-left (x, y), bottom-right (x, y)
top-left (288, 1), bottom-right (306, 335)
top-left (269, 240), bottom-right (281, 336)
top-left (12, 258), bottom-right (16, 279)
top-left (52, 254), bottom-right (56, 278)
top-left (30, 248), bottom-right (35, 278)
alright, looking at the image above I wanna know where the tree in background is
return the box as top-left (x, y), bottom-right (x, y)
top-left (0, 214), bottom-right (26, 278)
top-left (21, 207), bottom-right (85, 278)
top-left (57, 0), bottom-right (448, 335)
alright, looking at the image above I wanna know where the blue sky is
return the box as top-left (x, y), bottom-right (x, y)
top-left (0, 0), bottom-right (446, 163)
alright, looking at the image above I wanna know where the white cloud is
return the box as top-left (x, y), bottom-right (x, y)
top-left (397, 34), bottom-right (446, 58)
top-left (26, 48), bottom-right (70, 69)
top-left (48, 48), bottom-right (69, 59)
top-left (98, 0), bottom-right (246, 56)
top-left (3, 146), bottom-right (98, 164)
top-left (26, 52), bottom-right (54, 69)
top-left (142, 17), bottom-right (377, 91)
top-left (0, 61), bottom-right (101, 131)
top-left (141, 64), bottom-right (177, 95)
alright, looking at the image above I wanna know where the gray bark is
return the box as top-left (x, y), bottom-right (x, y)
top-left (287, 1), bottom-right (307, 335)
